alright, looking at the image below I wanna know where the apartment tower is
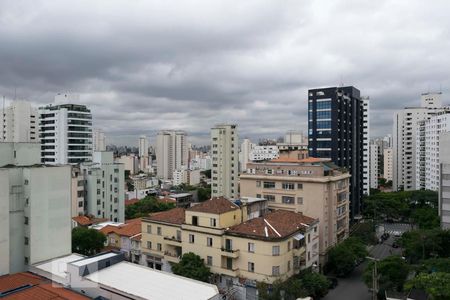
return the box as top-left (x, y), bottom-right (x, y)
top-left (156, 130), bottom-right (188, 180)
top-left (307, 86), bottom-right (367, 219)
top-left (0, 100), bottom-right (38, 143)
top-left (211, 124), bottom-right (238, 199)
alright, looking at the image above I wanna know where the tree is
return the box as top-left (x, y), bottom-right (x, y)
top-left (72, 227), bottom-right (106, 256)
top-left (410, 207), bottom-right (440, 229)
top-left (363, 256), bottom-right (410, 292)
top-left (418, 258), bottom-right (450, 274)
top-left (351, 221), bottom-right (378, 245)
top-left (197, 186), bottom-right (211, 202)
top-left (400, 229), bottom-right (450, 263)
top-left (297, 271), bottom-right (330, 298)
top-left (201, 169), bottom-right (211, 179)
top-left (172, 252), bottom-right (210, 282)
top-left (125, 196), bottom-right (176, 219)
top-left (326, 238), bottom-right (367, 277)
top-left (405, 272), bottom-right (450, 300)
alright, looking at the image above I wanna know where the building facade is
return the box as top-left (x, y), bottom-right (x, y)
top-left (0, 100), bottom-right (38, 143)
top-left (249, 145), bottom-right (280, 162)
top-left (240, 158), bottom-right (350, 261)
top-left (211, 124), bottom-right (239, 199)
top-left (307, 86), bottom-right (366, 219)
top-left (39, 102), bottom-right (93, 164)
top-left (362, 96), bottom-right (370, 195)
top-left (71, 166), bottom-right (85, 218)
top-left (81, 151), bottom-right (125, 222)
top-left (0, 143), bottom-right (72, 275)
top-left (139, 135), bottom-right (149, 172)
top-left (156, 130), bottom-right (188, 180)
top-left (93, 128), bottom-right (106, 151)
top-left (393, 92), bottom-right (448, 191)
top-left (369, 144), bottom-right (379, 189)
top-left (141, 198), bottom-right (318, 296)
top-left (439, 132), bottom-right (450, 229)
top-left (383, 148), bottom-right (393, 181)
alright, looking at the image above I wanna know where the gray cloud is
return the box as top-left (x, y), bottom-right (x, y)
top-left (1, 0), bottom-right (450, 146)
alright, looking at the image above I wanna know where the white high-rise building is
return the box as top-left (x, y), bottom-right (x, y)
top-left (0, 143), bottom-right (71, 275)
top-left (39, 96), bottom-right (93, 164)
top-left (240, 139), bottom-right (253, 172)
top-left (211, 124), bottom-right (238, 199)
top-left (439, 132), bottom-right (450, 229)
top-left (383, 148), bottom-right (393, 181)
top-left (369, 144), bottom-right (379, 189)
top-left (80, 151), bottom-right (125, 222)
top-left (0, 100), bottom-right (38, 143)
top-left (393, 92), bottom-right (448, 191)
top-left (93, 128), bottom-right (106, 151)
top-left (156, 130), bottom-right (188, 180)
top-left (415, 112), bottom-right (450, 191)
top-left (139, 135), bottom-right (149, 172)
top-left (362, 97), bottom-right (370, 195)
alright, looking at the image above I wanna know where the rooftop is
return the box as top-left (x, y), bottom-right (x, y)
top-left (188, 197), bottom-right (239, 214)
top-left (84, 261), bottom-right (219, 300)
top-left (145, 207), bottom-right (186, 225)
top-left (72, 215), bottom-right (108, 226)
top-left (99, 218), bottom-right (141, 237)
top-left (0, 272), bottom-right (89, 300)
top-left (227, 210), bottom-right (317, 240)
top-left (32, 254), bottom-right (84, 279)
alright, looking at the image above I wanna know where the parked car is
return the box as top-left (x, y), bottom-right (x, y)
top-left (392, 241), bottom-right (399, 248)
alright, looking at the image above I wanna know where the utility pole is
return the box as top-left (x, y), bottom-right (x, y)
top-left (367, 256), bottom-right (379, 300)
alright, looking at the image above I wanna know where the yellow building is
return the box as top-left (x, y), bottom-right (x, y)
top-left (240, 157), bottom-right (350, 263)
top-left (141, 197), bottom-right (318, 293)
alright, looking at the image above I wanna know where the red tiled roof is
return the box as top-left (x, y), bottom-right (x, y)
top-left (0, 273), bottom-right (89, 300)
top-left (227, 210), bottom-right (317, 240)
top-left (146, 207), bottom-right (186, 225)
top-left (131, 233), bottom-right (142, 241)
top-left (125, 198), bottom-right (139, 206)
top-left (100, 219), bottom-right (141, 237)
top-left (187, 197), bottom-right (239, 214)
top-left (72, 215), bottom-right (108, 226)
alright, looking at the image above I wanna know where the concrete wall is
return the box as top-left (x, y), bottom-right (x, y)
top-left (0, 170), bottom-right (10, 275)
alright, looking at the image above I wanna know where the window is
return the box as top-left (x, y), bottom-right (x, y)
top-left (24, 257), bottom-right (29, 265)
top-left (288, 260), bottom-right (291, 271)
top-left (272, 245), bottom-right (280, 256)
top-left (248, 262), bottom-right (255, 273)
top-left (282, 182), bottom-right (295, 190)
top-left (256, 194), bottom-right (261, 198)
top-left (210, 218), bottom-right (216, 227)
top-left (260, 180), bottom-right (276, 189)
top-left (264, 195), bottom-right (275, 202)
top-left (287, 241), bottom-right (291, 251)
top-left (24, 237), bottom-right (29, 245)
top-left (207, 237), bottom-right (213, 247)
top-left (189, 234), bottom-right (195, 243)
top-left (157, 243), bottom-right (162, 251)
top-left (147, 225), bottom-right (152, 233)
top-left (256, 181), bottom-right (261, 187)
top-left (176, 230), bottom-right (182, 241)
top-left (314, 226), bottom-right (317, 233)
top-left (24, 179), bottom-right (29, 185)
top-left (157, 227), bottom-right (162, 236)
top-left (308, 234), bottom-right (311, 243)
top-left (272, 266), bottom-right (280, 276)
top-left (147, 241), bottom-right (152, 249)
top-left (297, 197), bottom-right (303, 204)
top-left (297, 183), bottom-right (303, 189)
top-left (192, 216), bottom-right (198, 226)
top-left (248, 242), bottom-right (255, 253)
top-left (317, 120), bottom-right (331, 129)
top-left (316, 100), bottom-right (331, 109)
top-left (207, 256), bottom-right (213, 266)
top-left (24, 217), bottom-right (29, 225)
top-left (282, 196), bottom-right (295, 204)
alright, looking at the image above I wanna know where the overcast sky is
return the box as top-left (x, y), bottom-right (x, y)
top-left (1, 0), bottom-right (449, 146)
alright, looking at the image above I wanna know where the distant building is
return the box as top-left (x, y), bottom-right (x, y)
top-left (71, 166), bottom-right (85, 217)
top-left (369, 144), bottom-right (380, 189)
top-left (139, 135), bottom-right (149, 172)
top-left (39, 98), bottom-right (93, 164)
top-left (240, 157), bottom-right (350, 262)
top-left (439, 132), bottom-right (450, 229)
top-left (308, 86), bottom-right (367, 219)
top-left (0, 143), bottom-right (71, 275)
top-left (93, 128), bottom-right (106, 151)
top-left (240, 138), bottom-right (253, 172)
top-left (81, 151), bottom-right (125, 222)
top-left (383, 148), bottom-right (393, 181)
top-left (156, 130), bottom-right (188, 180)
top-left (0, 100), bottom-right (38, 143)
top-left (115, 154), bottom-right (139, 175)
top-left (211, 124), bottom-right (239, 199)
top-left (393, 92), bottom-right (449, 191)
top-left (249, 145), bottom-right (279, 161)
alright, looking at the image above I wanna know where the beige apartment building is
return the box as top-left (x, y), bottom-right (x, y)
top-left (240, 157), bottom-right (350, 262)
top-left (141, 197), bottom-right (318, 296)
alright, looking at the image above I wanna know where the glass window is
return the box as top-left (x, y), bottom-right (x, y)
top-left (207, 256), bottom-right (212, 266)
top-left (272, 266), bottom-right (280, 275)
top-left (189, 234), bottom-right (195, 243)
top-left (282, 182), bottom-right (295, 190)
top-left (297, 183), bottom-right (303, 189)
top-left (317, 120), bottom-right (331, 129)
top-left (282, 196), bottom-right (295, 204)
top-left (147, 225), bottom-right (151, 233)
top-left (157, 243), bottom-right (162, 251)
top-left (317, 110), bottom-right (331, 119)
top-left (317, 100), bottom-right (331, 109)
top-left (207, 237), bottom-right (213, 247)
top-left (147, 241), bottom-right (152, 249)
top-left (263, 182), bottom-right (275, 189)
top-left (248, 262), bottom-right (255, 272)
top-left (264, 195), bottom-right (275, 202)
top-left (157, 227), bottom-right (162, 236)
top-left (272, 245), bottom-right (280, 256)
top-left (210, 218), bottom-right (217, 227)
top-left (297, 197), bottom-right (303, 204)
top-left (248, 242), bottom-right (255, 253)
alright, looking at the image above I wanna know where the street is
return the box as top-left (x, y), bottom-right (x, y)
top-left (322, 236), bottom-right (401, 300)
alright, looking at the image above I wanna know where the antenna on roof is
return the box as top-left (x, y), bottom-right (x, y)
top-left (339, 75), bottom-right (344, 87)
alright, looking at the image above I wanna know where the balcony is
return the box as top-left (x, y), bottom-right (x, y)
top-left (220, 248), bottom-right (240, 258)
top-left (164, 236), bottom-right (182, 246)
top-left (164, 251), bottom-right (180, 263)
top-left (220, 266), bottom-right (240, 277)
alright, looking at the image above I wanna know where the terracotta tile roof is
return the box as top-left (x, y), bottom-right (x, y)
top-left (187, 197), bottom-right (239, 214)
top-left (100, 219), bottom-right (142, 237)
top-left (146, 207), bottom-right (186, 225)
top-left (72, 215), bottom-right (108, 226)
top-left (158, 197), bottom-right (176, 204)
top-left (125, 198), bottom-right (139, 206)
top-left (131, 233), bottom-right (142, 241)
top-left (227, 210), bottom-right (317, 240)
top-left (270, 157), bottom-right (325, 163)
top-left (0, 273), bottom-right (89, 300)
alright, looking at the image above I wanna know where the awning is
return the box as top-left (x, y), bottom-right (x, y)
top-left (293, 233), bottom-right (304, 241)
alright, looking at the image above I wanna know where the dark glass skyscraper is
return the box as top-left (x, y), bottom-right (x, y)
top-left (308, 86), bottom-right (366, 220)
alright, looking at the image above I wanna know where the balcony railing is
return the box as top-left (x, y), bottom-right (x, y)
top-left (164, 236), bottom-right (182, 243)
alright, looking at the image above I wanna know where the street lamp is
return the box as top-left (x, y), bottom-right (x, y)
top-left (366, 256), bottom-right (380, 300)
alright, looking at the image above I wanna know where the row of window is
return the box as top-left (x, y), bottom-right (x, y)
top-left (256, 194), bottom-right (304, 205)
top-left (258, 181), bottom-right (304, 190)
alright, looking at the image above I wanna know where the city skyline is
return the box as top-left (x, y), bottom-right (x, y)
top-left (1, 1), bottom-right (450, 146)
